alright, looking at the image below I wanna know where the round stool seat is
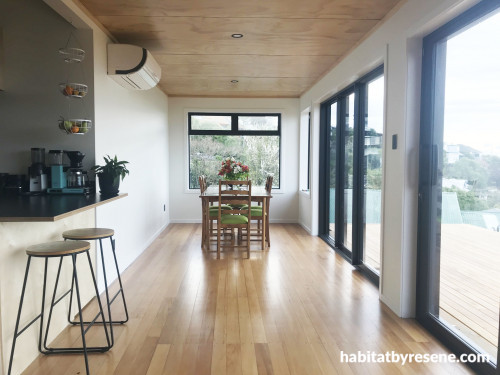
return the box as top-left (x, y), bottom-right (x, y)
top-left (63, 228), bottom-right (114, 240)
top-left (26, 240), bottom-right (90, 256)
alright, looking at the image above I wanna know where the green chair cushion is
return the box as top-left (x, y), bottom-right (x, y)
top-left (220, 214), bottom-right (249, 224)
top-left (209, 205), bottom-right (232, 210)
top-left (242, 208), bottom-right (264, 217)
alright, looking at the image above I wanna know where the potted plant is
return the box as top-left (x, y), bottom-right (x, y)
top-left (92, 155), bottom-right (129, 196)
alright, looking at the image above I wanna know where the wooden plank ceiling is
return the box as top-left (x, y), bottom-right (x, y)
top-left (79, 0), bottom-right (403, 97)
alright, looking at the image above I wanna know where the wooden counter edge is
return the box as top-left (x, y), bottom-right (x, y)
top-left (0, 193), bottom-right (128, 222)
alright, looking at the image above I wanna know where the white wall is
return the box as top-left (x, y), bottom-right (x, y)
top-left (298, 0), bottom-right (481, 317)
top-left (168, 97), bottom-right (300, 223)
top-left (45, 0), bottom-right (170, 287)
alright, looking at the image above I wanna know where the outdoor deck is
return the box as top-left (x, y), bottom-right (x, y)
top-left (329, 222), bottom-right (499, 360)
top-left (440, 223), bottom-right (500, 359)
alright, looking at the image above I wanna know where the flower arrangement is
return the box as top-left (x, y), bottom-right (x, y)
top-left (218, 157), bottom-right (250, 180)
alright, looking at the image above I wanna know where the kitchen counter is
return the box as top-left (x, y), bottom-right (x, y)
top-left (0, 192), bottom-right (128, 374)
top-left (0, 193), bottom-right (127, 222)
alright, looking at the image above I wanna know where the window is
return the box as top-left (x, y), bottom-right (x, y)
top-left (300, 111), bottom-right (312, 192)
top-left (307, 112), bottom-right (311, 190)
top-left (417, 1), bottom-right (500, 373)
top-left (188, 113), bottom-right (281, 189)
top-left (319, 65), bottom-right (384, 284)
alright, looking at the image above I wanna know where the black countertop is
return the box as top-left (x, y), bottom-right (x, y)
top-left (0, 193), bottom-right (127, 222)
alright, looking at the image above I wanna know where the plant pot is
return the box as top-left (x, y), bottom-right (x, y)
top-left (98, 173), bottom-right (120, 196)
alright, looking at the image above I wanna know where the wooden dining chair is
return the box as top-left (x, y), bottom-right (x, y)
top-left (199, 175), bottom-right (233, 251)
top-left (216, 180), bottom-right (252, 259)
top-left (237, 175), bottom-right (272, 250)
top-left (264, 175), bottom-right (273, 247)
top-left (199, 175), bottom-right (209, 249)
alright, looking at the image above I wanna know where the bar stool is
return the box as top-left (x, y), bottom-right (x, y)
top-left (62, 228), bottom-right (129, 337)
top-left (8, 240), bottom-right (111, 375)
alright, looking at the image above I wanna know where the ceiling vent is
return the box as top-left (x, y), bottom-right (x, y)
top-left (107, 44), bottom-right (161, 90)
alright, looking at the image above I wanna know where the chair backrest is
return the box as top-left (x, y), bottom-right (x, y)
top-left (198, 175), bottom-right (207, 193)
top-left (218, 180), bottom-right (252, 219)
top-left (265, 175), bottom-right (273, 193)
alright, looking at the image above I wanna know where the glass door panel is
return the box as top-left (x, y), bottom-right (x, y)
top-left (363, 76), bottom-right (384, 272)
top-left (438, 11), bottom-right (500, 362)
top-left (343, 94), bottom-right (355, 251)
top-left (329, 102), bottom-right (338, 241)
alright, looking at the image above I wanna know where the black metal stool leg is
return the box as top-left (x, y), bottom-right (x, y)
top-left (72, 253), bottom-right (90, 375)
top-left (87, 250), bottom-right (112, 348)
top-left (7, 256), bottom-right (32, 375)
top-left (67, 235), bottom-right (128, 326)
top-left (43, 257), bottom-right (64, 351)
top-left (110, 236), bottom-right (129, 323)
top-left (98, 239), bottom-right (115, 346)
top-left (43, 253), bottom-right (111, 354)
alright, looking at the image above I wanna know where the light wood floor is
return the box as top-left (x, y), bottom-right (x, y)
top-left (20, 224), bottom-right (475, 375)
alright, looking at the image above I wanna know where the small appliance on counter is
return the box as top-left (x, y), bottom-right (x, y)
top-left (47, 150), bottom-right (90, 195)
top-left (48, 150), bottom-right (66, 189)
top-left (28, 148), bottom-right (48, 193)
top-left (2, 174), bottom-right (26, 195)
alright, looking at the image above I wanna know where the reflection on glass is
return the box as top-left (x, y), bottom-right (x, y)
top-left (329, 103), bottom-right (337, 240)
top-left (189, 135), bottom-right (280, 189)
top-left (438, 11), bottom-right (500, 363)
top-left (238, 116), bottom-right (279, 131)
top-left (191, 115), bottom-right (232, 130)
top-left (344, 94), bottom-right (355, 250)
top-left (363, 76), bottom-right (384, 272)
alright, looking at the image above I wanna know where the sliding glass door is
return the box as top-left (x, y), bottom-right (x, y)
top-left (417, 1), bottom-right (500, 373)
top-left (319, 66), bottom-right (384, 280)
top-left (362, 76), bottom-right (384, 272)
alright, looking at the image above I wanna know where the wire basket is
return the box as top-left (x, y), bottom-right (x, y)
top-left (58, 118), bottom-right (92, 135)
top-left (59, 83), bottom-right (88, 98)
top-left (58, 47), bottom-right (85, 63)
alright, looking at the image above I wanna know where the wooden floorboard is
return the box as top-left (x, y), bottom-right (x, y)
top-left (19, 224), bottom-right (476, 375)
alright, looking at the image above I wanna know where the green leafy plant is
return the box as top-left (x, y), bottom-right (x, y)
top-left (92, 155), bottom-right (129, 181)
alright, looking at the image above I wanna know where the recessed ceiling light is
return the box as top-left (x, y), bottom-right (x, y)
top-left (231, 33), bottom-right (244, 38)
top-left (231, 80), bottom-right (239, 83)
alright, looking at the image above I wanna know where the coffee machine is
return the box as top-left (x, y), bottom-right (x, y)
top-left (65, 151), bottom-right (89, 194)
top-left (29, 148), bottom-right (48, 193)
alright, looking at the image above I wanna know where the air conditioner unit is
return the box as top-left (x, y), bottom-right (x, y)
top-left (107, 44), bottom-right (161, 90)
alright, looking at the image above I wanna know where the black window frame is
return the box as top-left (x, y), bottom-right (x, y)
top-left (417, 1), bottom-right (500, 374)
top-left (319, 65), bottom-right (384, 286)
top-left (188, 112), bottom-right (282, 189)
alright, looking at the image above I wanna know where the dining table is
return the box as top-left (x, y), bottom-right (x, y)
top-left (199, 186), bottom-right (272, 251)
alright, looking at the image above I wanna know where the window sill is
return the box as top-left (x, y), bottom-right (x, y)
top-left (299, 189), bottom-right (311, 198)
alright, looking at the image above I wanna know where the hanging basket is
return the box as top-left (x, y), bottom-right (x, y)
top-left (58, 118), bottom-right (92, 135)
top-left (58, 47), bottom-right (85, 63)
top-left (59, 83), bottom-right (88, 98)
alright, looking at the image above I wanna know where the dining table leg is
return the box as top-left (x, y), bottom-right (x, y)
top-left (265, 197), bottom-right (270, 247)
top-left (261, 198), bottom-right (266, 250)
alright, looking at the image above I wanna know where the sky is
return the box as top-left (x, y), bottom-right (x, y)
top-left (443, 9), bottom-right (500, 156)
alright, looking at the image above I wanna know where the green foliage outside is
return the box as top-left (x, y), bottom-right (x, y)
top-left (190, 135), bottom-right (279, 189)
top-left (443, 151), bottom-right (500, 211)
top-left (442, 187), bottom-right (488, 211)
